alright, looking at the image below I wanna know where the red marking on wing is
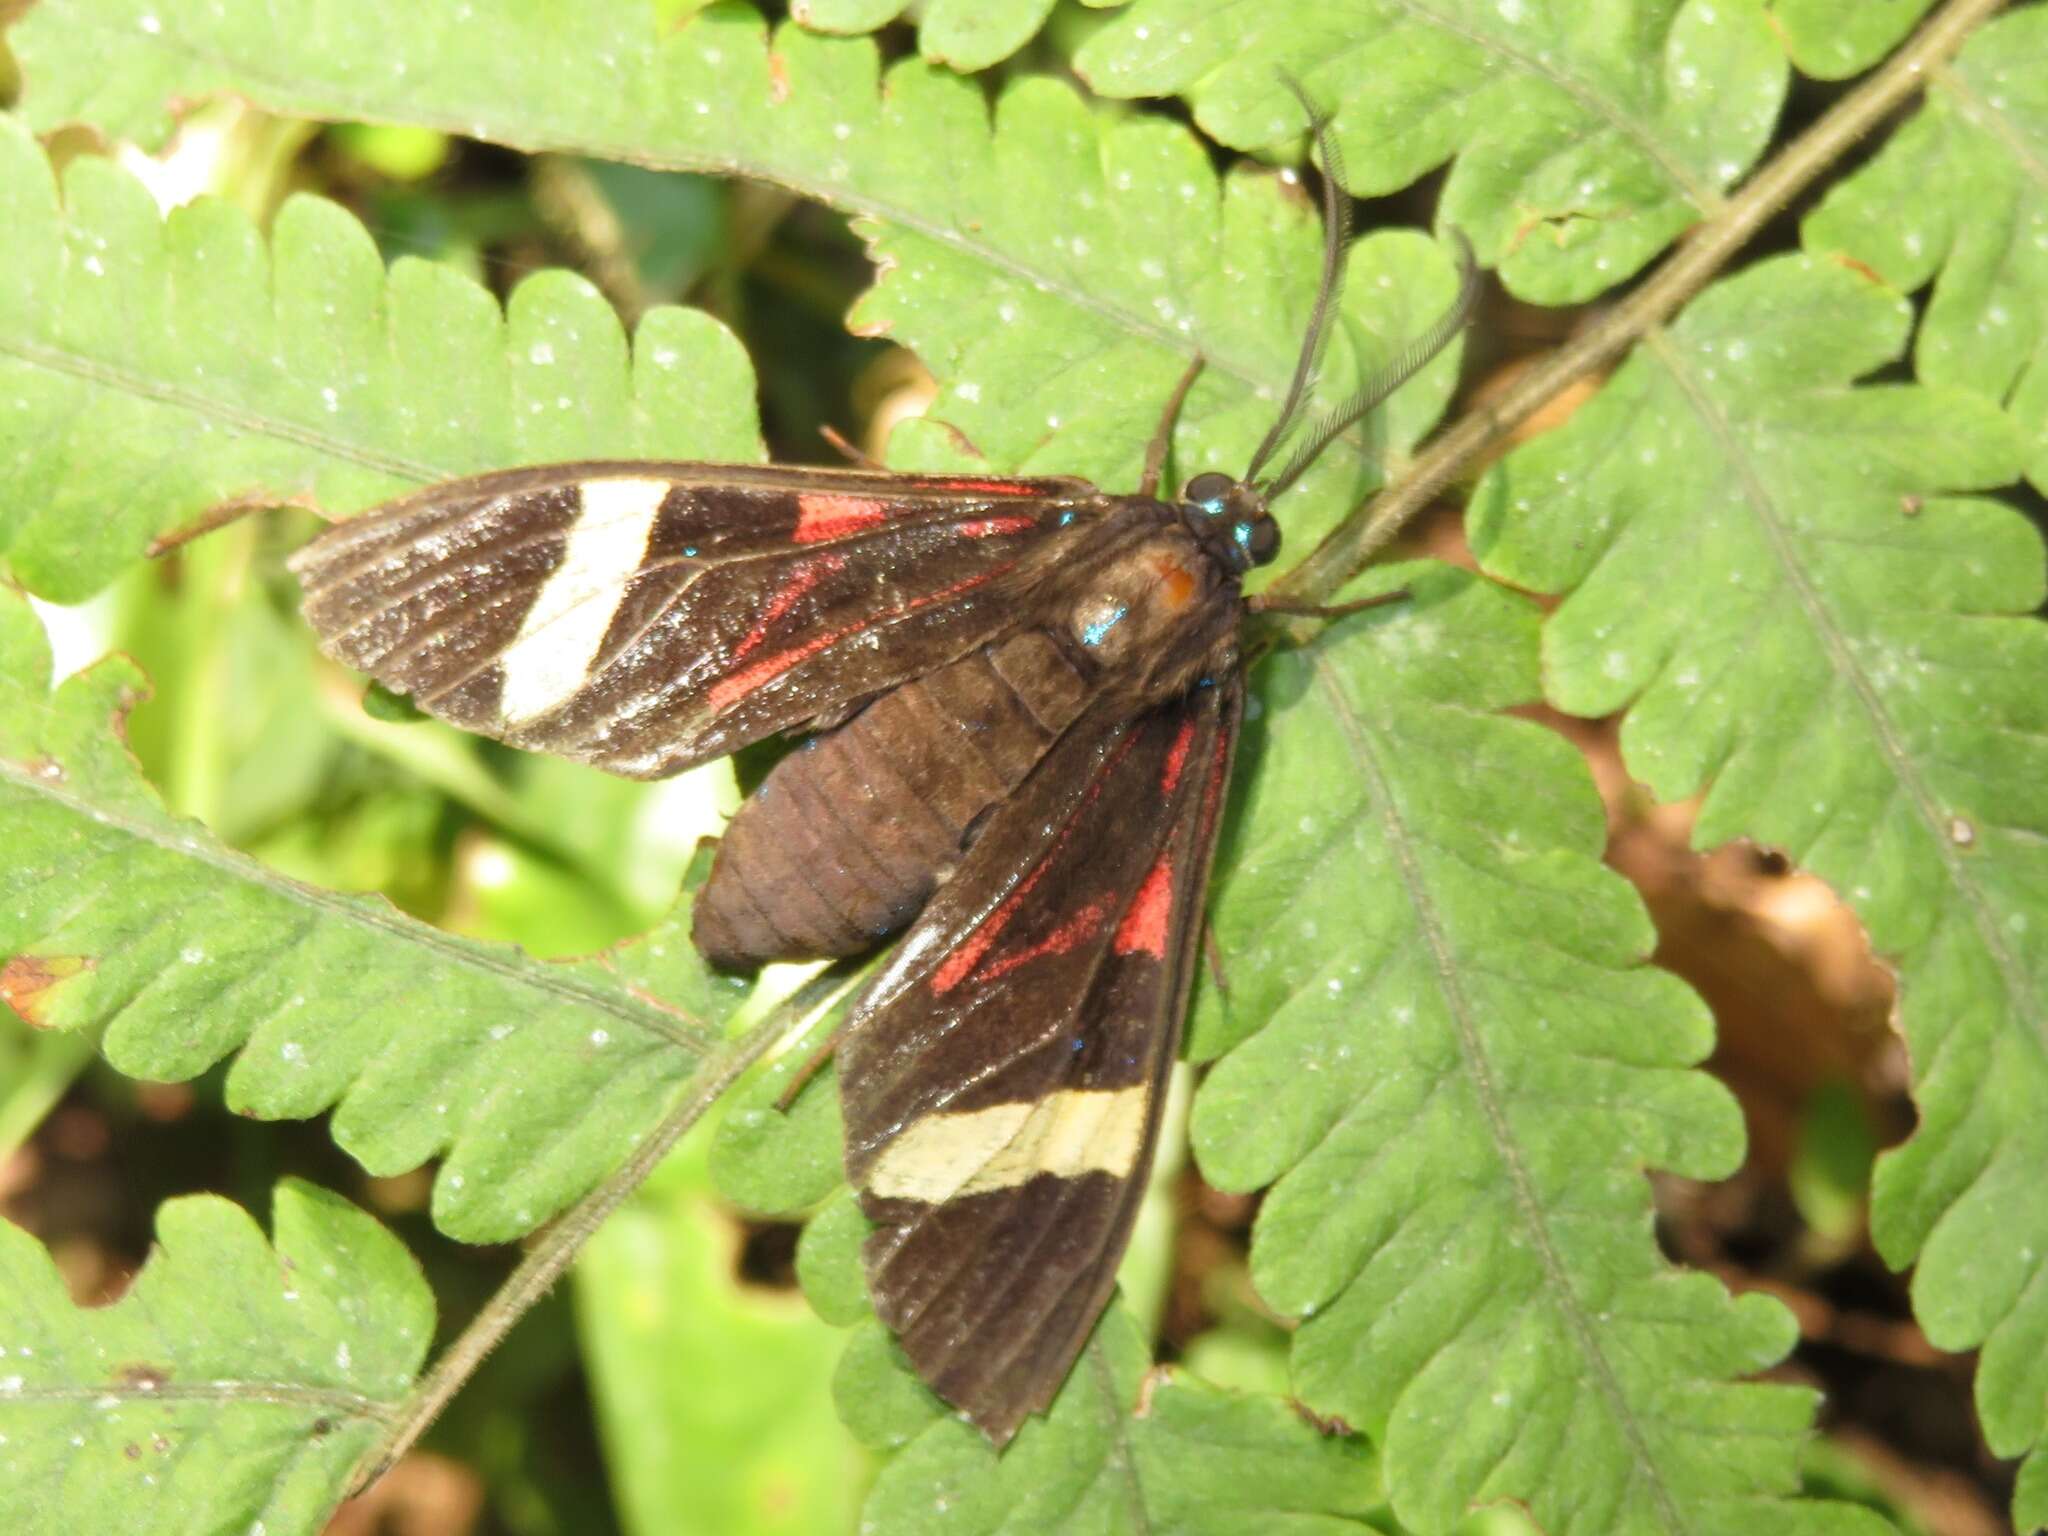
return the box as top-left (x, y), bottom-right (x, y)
top-left (1160, 717), bottom-right (1197, 795)
top-left (708, 633), bottom-right (839, 714)
top-left (707, 561), bottom-right (1015, 716)
top-left (794, 494), bottom-right (890, 543)
top-left (959, 516), bottom-right (1037, 538)
top-left (931, 857), bottom-right (1053, 995)
top-left (974, 902), bottom-right (1108, 985)
top-left (920, 477), bottom-right (1043, 496)
top-left (931, 729), bottom-right (1144, 995)
top-left (1113, 857), bottom-right (1175, 959)
top-left (729, 555), bottom-right (844, 664)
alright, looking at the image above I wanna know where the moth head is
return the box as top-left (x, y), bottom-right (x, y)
top-left (1178, 472), bottom-right (1280, 575)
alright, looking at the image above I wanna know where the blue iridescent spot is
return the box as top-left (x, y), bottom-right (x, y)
top-left (1198, 499), bottom-right (1228, 518)
top-left (682, 546), bottom-right (699, 557)
top-left (1058, 511), bottom-right (1076, 526)
top-left (1232, 521), bottom-right (1253, 550)
top-left (1080, 604), bottom-right (1128, 647)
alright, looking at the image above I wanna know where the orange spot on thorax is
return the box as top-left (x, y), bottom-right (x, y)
top-left (1147, 552), bottom-right (1198, 610)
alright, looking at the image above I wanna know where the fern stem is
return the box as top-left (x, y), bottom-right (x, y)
top-left (340, 980), bottom-right (824, 1499)
top-left (1270, 0), bottom-right (2013, 606)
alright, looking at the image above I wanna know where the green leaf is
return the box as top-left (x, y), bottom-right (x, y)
top-left (575, 1129), bottom-right (862, 1536)
top-left (1802, 5), bottom-right (2048, 492)
top-left (917, 0), bottom-right (1061, 71)
top-left (1193, 563), bottom-right (1892, 1534)
top-left (1762, 0), bottom-right (1938, 79)
top-left (792, 0), bottom-right (907, 34)
top-left (1178, 1324), bottom-right (1292, 1400)
top-left (0, 1179), bottom-right (432, 1536)
top-left (709, 1012), bottom-right (846, 1217)
top-left (0, 110), bottom-right (764, 601)
top-left (358, 681), bottom-right (426, 724)
top-left (1470, 252), bottom-right (2040, 1526)
top-left (0, 581), bottom-right (750, 1241)
top-left (868, 214), bottom-right (1463, 589)
top-left (860, 1307), bottom-right (1386, 1534)
top-left (795, 1188), bottom-right (873, 1328)
top-left (834, 1321), bottom-right (947, 1451)
top-left (1074, 0), bottom-right (1787, 303)
top-left (10, 4), bottom-right (1466, 574)
top-left (326, 121), bottom-right (451, 181)
top-left (792, 0), bottom-right (1060, 72)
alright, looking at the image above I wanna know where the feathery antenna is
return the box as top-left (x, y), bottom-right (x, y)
top-left (1260, 229), bottom-right (1480, 501)
top-left (1241, 75), bottom-right (1353, 486)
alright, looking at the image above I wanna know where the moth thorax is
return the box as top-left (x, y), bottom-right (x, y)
top-left (1066, 536), bottom-right (1214, 664)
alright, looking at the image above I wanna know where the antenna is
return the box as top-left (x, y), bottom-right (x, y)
top-left (1260, 229), bottom-right (1480, 501)
top-left (1240, 75), bottom-right (1352, 487)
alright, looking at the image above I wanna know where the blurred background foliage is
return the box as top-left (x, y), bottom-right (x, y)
top-left (0, 5), bottom-right (2015, 1533)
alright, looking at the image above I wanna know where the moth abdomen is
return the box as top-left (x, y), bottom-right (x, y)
top-left (692, 629), bottom-right (1093, 969)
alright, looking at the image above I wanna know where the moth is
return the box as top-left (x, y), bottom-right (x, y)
top-left (289, 106), bottom-right (1476, 1444)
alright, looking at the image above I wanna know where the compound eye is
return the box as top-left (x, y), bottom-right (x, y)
top-left (1246, 516), bottom-right (1281, 565)
top-left (1182, 471), bottom-right (1237, 510)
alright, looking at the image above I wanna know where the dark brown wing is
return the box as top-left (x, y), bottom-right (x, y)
top-left (837, 672), bottom-right (1242, 1443)
top-left (289, 461), bottom-right (1098, 778)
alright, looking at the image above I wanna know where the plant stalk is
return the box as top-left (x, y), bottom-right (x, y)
top-left (340, 1000), bottom-right (796, 1497)
top-left (1270, 0), bottom-right (2011, 607)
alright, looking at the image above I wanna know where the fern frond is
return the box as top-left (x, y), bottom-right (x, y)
top-left (1473, 251), bottom-right (2042, 1530)
top-left (10, 4), bottom-right (1465, 579)
top-left (1804, 4), bottom-right (2048, 493)
top-left (0, 1181), bottom-right (430, 1536)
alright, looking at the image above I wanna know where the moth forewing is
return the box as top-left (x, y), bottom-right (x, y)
top-left (290, 461), bottom-right (1094, 779)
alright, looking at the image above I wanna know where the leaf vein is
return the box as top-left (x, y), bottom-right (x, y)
top-left (1381, 0), bottom-right (1720, 212)
top-left (0, 765), bottom-right (718, 1055)
top-left (41, 10), bottom-right (1407, 478)
top-left (0, 336), bottom-right (445, 485)
top-left (1932, 60), bottom-right (2048, 198)
top-left (1644, 329), bottom-right (2048, 1058)
top-left (1311, 657), bottom-right (1693, 1535)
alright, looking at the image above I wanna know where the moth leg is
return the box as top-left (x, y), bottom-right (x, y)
top-left (775, 1019), bottom-right (852, 1114)
top-left (1203, 918), bottom-right (1230, 996)
top-left (1246, 587), bottom-right (1409, 621)
top-left (1138, 355), bottom-right (1207, 500)
top-left (147, 491), bottom-right (321, 557)
top-left (819, 423), bottom-right (887, 471)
